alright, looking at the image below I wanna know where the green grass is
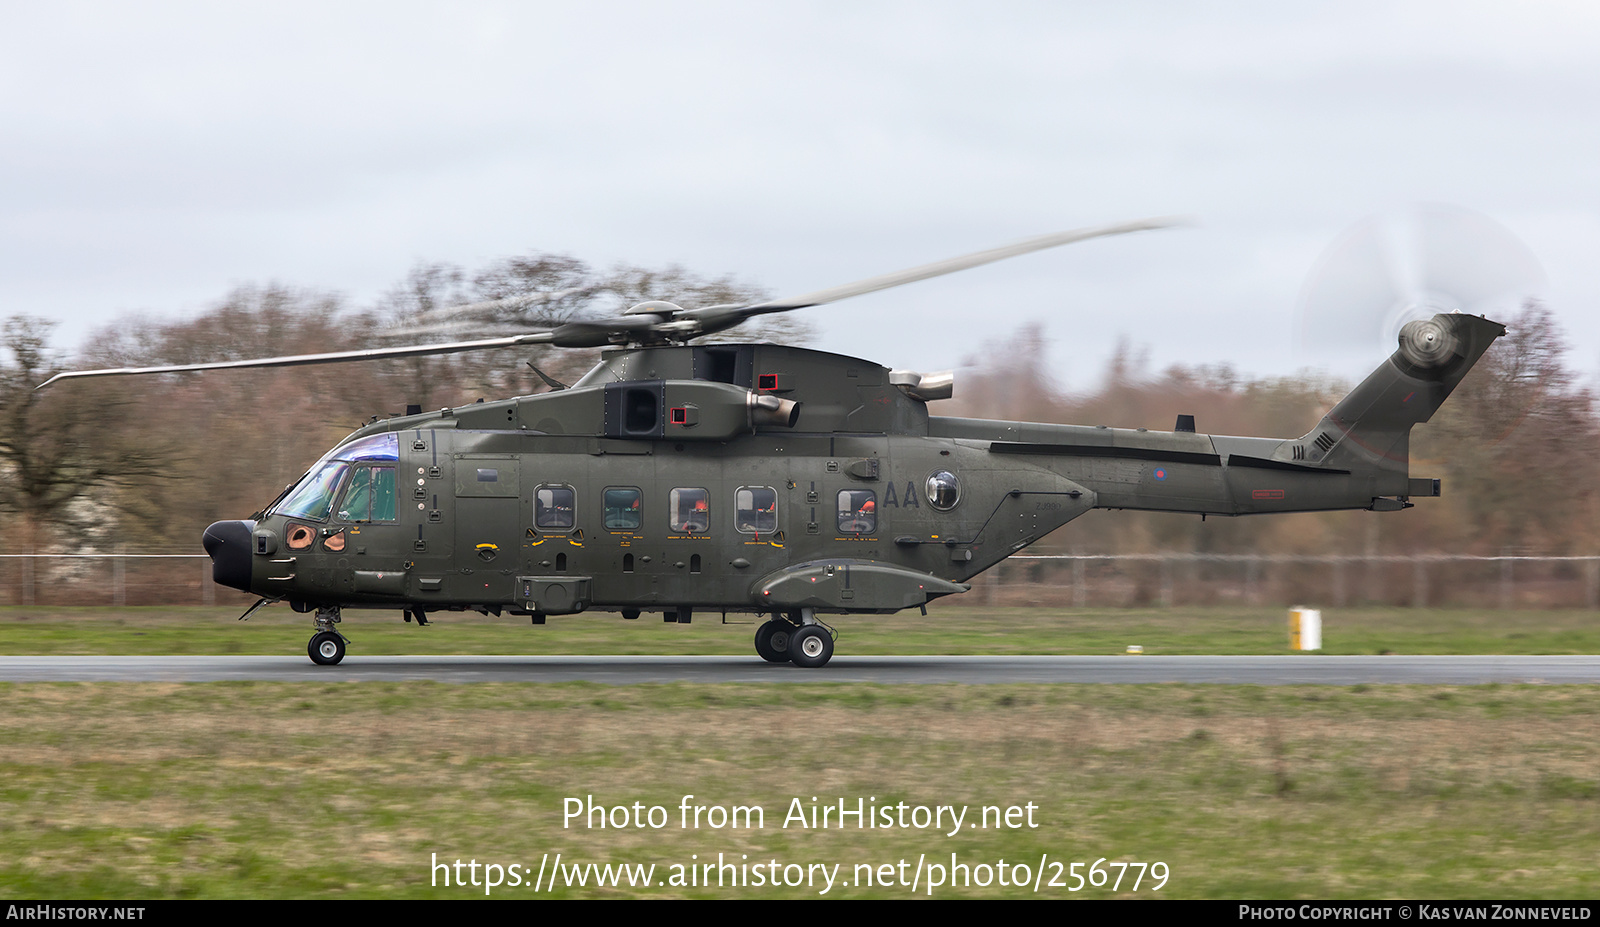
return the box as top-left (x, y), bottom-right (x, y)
top-left (1, 603), bottom-right (1599, 656)
top-left (0, 682), bottom-right (1597, 898)
top-left (3, 607), bottom-right (1597, 899)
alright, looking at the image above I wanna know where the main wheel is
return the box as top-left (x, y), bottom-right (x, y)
top-left (789, 625), bottom-right (834, 668)
top-left (754, 621), bottom-right (793, 663)
top-left (308, 631), bottom-right (345, 666)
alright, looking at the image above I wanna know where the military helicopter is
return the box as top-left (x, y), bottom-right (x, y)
top-left (43, 219), bottom-right (1505, 667)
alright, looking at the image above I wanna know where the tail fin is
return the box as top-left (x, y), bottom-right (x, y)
top-left (1301, 313), bottom-right (1505, 484)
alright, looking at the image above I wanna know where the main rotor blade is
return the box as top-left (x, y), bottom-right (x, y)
top-left (35, 332), bottom-right (555, 389)
top-left (400, 286), bottom-right (599, 322)
top-left (685, 217), bottom-right (1184, 327)
top-left (42, 218), bottom-right (1183, 385)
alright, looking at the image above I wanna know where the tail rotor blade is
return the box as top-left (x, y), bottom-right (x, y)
top-left (1296, 204), bottom-right (1544, 358)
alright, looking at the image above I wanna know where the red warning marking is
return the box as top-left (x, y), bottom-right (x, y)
top-left (1252, 489), bottom-right (1285, 500)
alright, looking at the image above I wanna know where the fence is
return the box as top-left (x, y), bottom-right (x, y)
top-left (0, 552), bottom-right (1597, 609)
top-left (968, 554), bottom-right (1600, 610)
top-left (0, 554), bottom-right (232, 608)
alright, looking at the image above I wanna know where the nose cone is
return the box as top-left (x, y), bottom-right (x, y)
top-left (203, 520), bottom-right (257, 592)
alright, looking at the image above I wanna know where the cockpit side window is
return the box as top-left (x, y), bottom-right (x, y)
top-left (338, 466), bottom-right (397, 522)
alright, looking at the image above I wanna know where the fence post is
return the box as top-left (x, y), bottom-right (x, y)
top-left (1588, 558), bottom-right (1599, 610)
top-left (113, 550), bottom-right (126, 607)
top-left (1365, 556), bottom-right (1385, 605)
top-left (21, 556), bottom-right (33, 606)
top-left (1500, 558), bottom-right (1514, 610)
top-left (1072, 558), bottom-right (1086, 608)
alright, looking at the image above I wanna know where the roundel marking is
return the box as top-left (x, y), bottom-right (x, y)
top-left (1153, 468), bottom-right (1168, 481)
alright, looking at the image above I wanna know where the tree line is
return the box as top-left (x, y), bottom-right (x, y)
top-left (951, 304), bottom-right (1600, 558)
top-left (0, 253), bottom-right (783, 556)
top-left (1, 247), bottom-right (1592, 566)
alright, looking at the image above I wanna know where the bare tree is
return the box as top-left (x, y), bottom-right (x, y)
top-left (1416, 301), bottom-right (1600, 551)
top-left (0, 317), bottom-right (169, 552)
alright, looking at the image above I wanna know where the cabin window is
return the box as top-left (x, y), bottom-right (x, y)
top-left (535, 486), bottom-right (576, 530)
top-left (926, 470), bottom-right (961, 511)
top-left (837, 489), bottom-right (877, 535)
top-left (337, 466), bottom-right (397, 522)
top-left (604, 488), bottom-right (642, 530)
top-left (735, 486), bottom-right (778, 534)
top-left (670, 488), bottom-right (710, 533)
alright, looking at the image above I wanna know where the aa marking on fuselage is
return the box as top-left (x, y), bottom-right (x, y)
top-left (882, 481), bottom-right (920, 508)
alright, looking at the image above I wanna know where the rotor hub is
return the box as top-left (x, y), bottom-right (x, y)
top-left (1397, 317), bottom-right (1460, 368)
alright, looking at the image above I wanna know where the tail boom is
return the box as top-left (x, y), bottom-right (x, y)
top-left (933, 312), bottom-right (1505, 519)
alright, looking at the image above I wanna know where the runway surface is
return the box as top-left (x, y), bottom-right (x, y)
top-left (3, 654), bottom-right (1599, 684)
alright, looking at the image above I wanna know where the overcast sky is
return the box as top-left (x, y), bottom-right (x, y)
top-left (3, 2), bottom-right (1597, 390)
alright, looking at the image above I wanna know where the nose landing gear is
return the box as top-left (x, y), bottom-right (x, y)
top-left (308, 630), bottom-right (346, 665)
top-left (307, 606), bottom-right (348, 666)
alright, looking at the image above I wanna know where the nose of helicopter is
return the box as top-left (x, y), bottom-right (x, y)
top-left (202, 520), bottom-right (256, 592)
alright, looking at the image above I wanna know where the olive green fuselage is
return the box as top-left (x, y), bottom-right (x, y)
top-left (233, 320), bottom-right (1496, 619)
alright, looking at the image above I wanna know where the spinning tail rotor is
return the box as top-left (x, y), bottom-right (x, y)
top-left (1295, 204), bottom-right (1543, 363)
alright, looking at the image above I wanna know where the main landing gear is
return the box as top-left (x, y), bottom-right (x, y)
top-left (754, 621), bottom-right (793, 663)
top-left (307, 606), bottom-right (348, 666)
top-left (754, 609), bottom-right (834, 668)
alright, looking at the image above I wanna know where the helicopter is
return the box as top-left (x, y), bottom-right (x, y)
top-left (42, 219), bottom-right (1505, 667)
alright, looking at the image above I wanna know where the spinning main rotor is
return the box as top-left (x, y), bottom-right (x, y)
top-left (38, 218), bottom-right (1179, 388)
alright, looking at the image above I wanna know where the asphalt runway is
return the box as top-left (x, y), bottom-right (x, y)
top-left (2, 654), bottom-right (1599, 684)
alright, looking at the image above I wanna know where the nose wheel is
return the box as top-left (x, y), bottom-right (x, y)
top-left (308, 631), bottom-right (346, 665)
top-left (307, 605), bottom-right (347, 665)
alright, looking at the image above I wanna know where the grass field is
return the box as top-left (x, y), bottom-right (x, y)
top-left (1, 605), bottom-right (1597, 899)
top-left (3, 603), bottom-right (1600, 656)
top-left (1, 682), bottom-right (1597, 899)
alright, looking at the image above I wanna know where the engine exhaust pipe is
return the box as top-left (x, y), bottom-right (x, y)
top-left (749, 392), bottom-right (802, 428)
